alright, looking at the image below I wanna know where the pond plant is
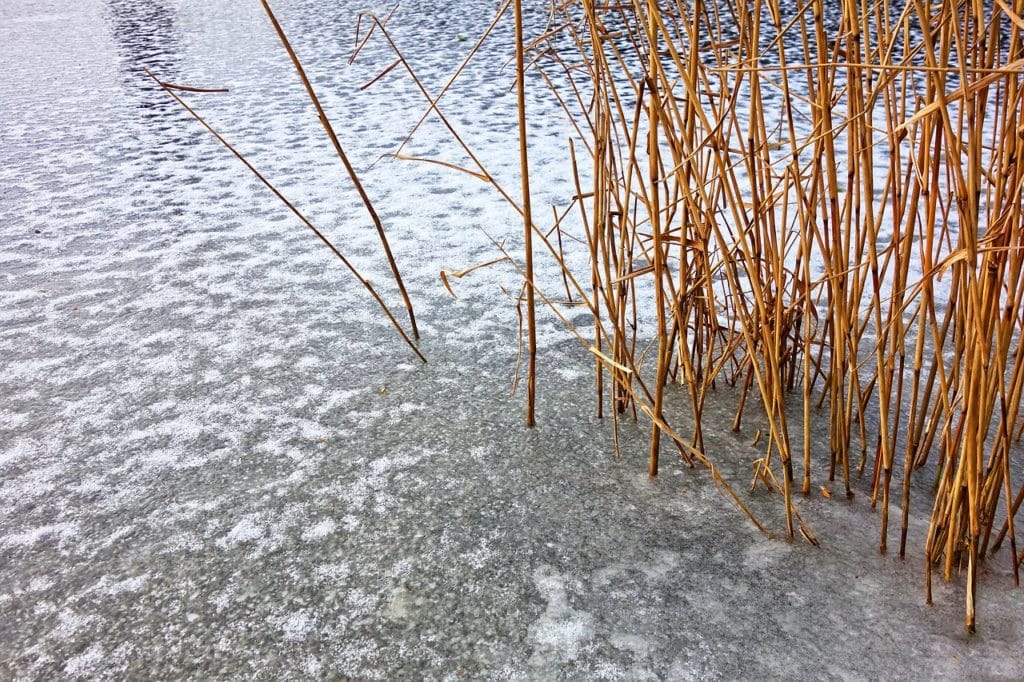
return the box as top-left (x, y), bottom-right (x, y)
top-left (148, 0), bottom-right (1024, 633)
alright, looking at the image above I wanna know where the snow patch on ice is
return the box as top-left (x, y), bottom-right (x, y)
top-left (301, 518), bottom-right (336, 542)
top-left (279, 610), bottom-right (315, 642)
top-left (27, 576), bottom-right (53, 592)
top-left (105, 574), bottom-right (149, 595)
top-left (63, 643), bottom-right (104, 678)
top-left (527, 565), bottom-right (595, 666)
top-left (217, 516), bottom-right (264, 548)
top-left (1, 522), bottom-right (79, 548)
top-left (742, 537), bottom-right (790, 570)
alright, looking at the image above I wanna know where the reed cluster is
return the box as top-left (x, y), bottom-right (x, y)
top-left (150, 0), bottom-right (1024, 632)
top-left (359, 0), bottom-right (1024, 632)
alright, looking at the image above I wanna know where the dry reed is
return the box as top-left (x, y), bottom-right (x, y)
top-left (148, 0), bottom-right (1024, 634)
top-left (352, 0), bottom-right (1024, 632)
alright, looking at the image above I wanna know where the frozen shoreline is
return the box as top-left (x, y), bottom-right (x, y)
top-left (2, 0), bottom-right (1023, 678)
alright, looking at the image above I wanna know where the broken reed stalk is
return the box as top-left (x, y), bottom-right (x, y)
top-left (141, 68), bottom-right (425, 363)
top-left (261, 0), bottom-right (420, 341)
top-left (352, 0), bottom-right (1024, 631)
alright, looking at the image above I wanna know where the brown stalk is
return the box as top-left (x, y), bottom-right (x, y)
top-left (514, 0), bottom-right (538, 427)
top-left (261, 0), bottom-right (420, 341)
top-left (142, 68), bottom-right (425, 363)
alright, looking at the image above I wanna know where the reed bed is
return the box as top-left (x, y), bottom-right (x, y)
top-left (151, 0), bottom-right (1024, 633)
top-left (350, 0), bottom-right (1024, 632)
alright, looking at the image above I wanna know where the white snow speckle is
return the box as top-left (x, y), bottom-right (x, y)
top-left (280, 610), bottom-right (315, 642)
top-left (527, 565), bottom-right (595, 665)
top-left (217, 517), bottom-right (264, 548)
top-left (1, 522), bottom-right (79, 548)
top-left (64, 643), bottom-right (104, 677)
top-left (301, 518), bottom-right (336, 542)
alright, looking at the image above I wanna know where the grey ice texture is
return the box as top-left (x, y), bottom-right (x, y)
top-left (0, 0), bottom-right (1022, 679)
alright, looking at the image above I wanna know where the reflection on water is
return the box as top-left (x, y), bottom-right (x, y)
top-left (103, 0), bottom-right (181, 115)
top-left (104, 0), bottom-right (179, 71)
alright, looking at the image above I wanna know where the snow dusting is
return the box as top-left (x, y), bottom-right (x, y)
top-left (1, 0), bottom-right (1022, 678)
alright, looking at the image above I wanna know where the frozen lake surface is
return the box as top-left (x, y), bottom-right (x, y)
top-left (1, 0), bottom-right (1023, 678)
